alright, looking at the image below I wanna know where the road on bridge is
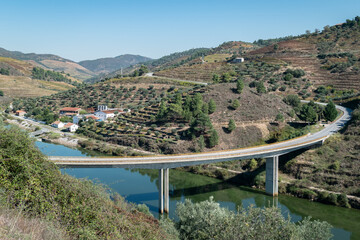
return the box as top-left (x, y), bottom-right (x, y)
top-left (50, 103), bottom-right (352, 169)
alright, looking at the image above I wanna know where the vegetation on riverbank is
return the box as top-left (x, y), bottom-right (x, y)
top-left (0, 124), bottom-right (167, 239)
top-left (0, 115), bottom-right (334, 239)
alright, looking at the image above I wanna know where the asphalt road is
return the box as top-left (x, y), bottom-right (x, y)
top-left (50, 103), bottom-right (352, 169)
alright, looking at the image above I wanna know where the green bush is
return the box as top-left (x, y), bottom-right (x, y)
top-left (327, 193), bottom-right (338, 205)
top-left (175, 197), bottom-right (332, 240)
top-left (0, 126), bottom-right (166, 239)
top-left (337, 194), bottom-right (351, 208)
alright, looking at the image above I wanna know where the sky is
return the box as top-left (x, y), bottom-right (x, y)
top-left (0, 0), bottom-right (359, 62)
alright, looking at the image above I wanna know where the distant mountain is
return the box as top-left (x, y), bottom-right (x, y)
top-left (0, 47), bottom-right (95, 80)
top-left (78, 54), bottom-right (152, 75)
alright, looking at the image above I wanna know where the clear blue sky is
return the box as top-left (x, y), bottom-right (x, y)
top-left (0, 0), bottom-right (359, 62)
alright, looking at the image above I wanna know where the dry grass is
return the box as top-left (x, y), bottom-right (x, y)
top-left (0, 57), bottom-right (33, 75)
top-left (0, 207), bottom-right (69, 240)
top-left (0, 75), bottom-right (57, 98)
top-left (37, 59), bottom-right (94, 80)
top-left (204, 54), bottom-right (232, 63)
top-left (37, 80), bottom-right (74, 91)
top-left (0, 75), bottom-right (77, 98)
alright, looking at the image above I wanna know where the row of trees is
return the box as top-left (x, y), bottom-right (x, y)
top-left (283, 95), bottom-right (338, 123)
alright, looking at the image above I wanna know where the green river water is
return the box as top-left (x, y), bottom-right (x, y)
top-left (36, 141), bottom-right (360, 240)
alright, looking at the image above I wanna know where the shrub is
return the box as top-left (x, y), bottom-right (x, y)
top-left (337, 194), bottom-right (351, 208)
top-left (275, 113), bottom-right (284, 122)
top-left (329, 161), bottom-right (340, 171)
top-left (327, 193), bottom-right (338, 205)
top-left (231, 99), bottom-right (240, 110)
top-left (249, 159), bottom-right (258, 170)
top-left (283, 95), bottom-right (300, 107)
top-left (175, 197), bottom-right (332, 240)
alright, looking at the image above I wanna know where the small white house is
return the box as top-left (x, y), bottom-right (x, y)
top-left (232, 57), bottom-right (244, 63)
top-left (94, 110), bottom-right (116, 121)
top-left (51, 121), bottom-right (64, 128)
top-left (64, 123), bottom-right (79, 132)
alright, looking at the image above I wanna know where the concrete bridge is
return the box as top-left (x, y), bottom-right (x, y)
top-left (49, 103), bottom-right (352, 213)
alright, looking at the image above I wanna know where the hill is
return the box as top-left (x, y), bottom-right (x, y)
top-left (86, 48), bottom-right (213, 83)
top-left (78, 54), bottom-right (152, 75)
top-left (0, 57), bottom-right (75, 98)
top-left (14, 76), bottom-right (293, 154)
top-left (247, 17), bottom-right (360, 90)
top-left (0, 47), bottom-right (95, 80)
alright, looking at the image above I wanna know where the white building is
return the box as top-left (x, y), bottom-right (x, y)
top-left (51, 121), bottom-right (65, 128)
top-left (232, 57), bottom-right (244, 63)
top-left (64, 123), bottom-right (79, 132)
top-left (94, 110), bottom-right (117, 121)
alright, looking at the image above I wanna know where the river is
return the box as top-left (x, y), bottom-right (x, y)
top-left (36, 141), bottom-right (360, 240)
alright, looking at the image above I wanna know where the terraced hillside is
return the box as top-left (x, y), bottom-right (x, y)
top-left (247, 18), bottom-right (360, 90)
top-left (154, 62), bottom-right (234, 83)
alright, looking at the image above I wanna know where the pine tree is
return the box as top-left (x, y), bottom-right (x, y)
top-left (228, 119), bottom-right (236, 132)
top-left (156, 100), bottom-right (167, 120)
top-left (231, 99), bottom-right (240, 110)
top-left (256, 81), bottom-right (266, 94)
top-left (236, 78), bottom-right (244, 94)
top-left (300, 104), bottom-right (317, 123)
top-left (208, 99), bottom-right (216, 114)
top-left (324, 101), bottom-right (337, 122)
top-left (198, 135), bottom-right (205, 152)
top-left (208, 129), bottom-right (219, 148)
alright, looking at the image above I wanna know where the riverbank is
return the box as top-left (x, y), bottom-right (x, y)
top-left (6, 113), bottom-right (155, 156)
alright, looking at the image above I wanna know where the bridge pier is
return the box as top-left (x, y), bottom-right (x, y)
top-left (159, 168), bottom-right (170, 214)
top-left (265, 155), bottom-right (278, 197)
top-left (159, 169), bottom-right (164, 214)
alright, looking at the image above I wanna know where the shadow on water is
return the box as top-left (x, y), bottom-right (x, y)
top-left (131, 168), bottom-right (360, 240)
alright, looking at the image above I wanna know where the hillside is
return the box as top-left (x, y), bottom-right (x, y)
top-left (0, 47), bottom-right (95, 80)
top-left (147, 17), bottom-right (360, 99)
top-left (87, 48), bottom-right (213, 83)
top-left (14, 75), bottom-right (294, 154)
top-left (0, 125), bottom-right (168, 239)
top-left (247, 17), bottom-right (360, 90)
top-left (279, 102), bottom-right (360, 204)
top-left (78, 54), bottom-right (152, 75)
top-left (0, 57), bottom-right (75, 98)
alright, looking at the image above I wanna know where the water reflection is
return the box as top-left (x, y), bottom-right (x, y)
top-left (35, 141), bottom-right (360, 240)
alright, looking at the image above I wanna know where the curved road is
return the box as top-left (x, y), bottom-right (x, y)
top-left (50, 103), bottom-right (352, 169)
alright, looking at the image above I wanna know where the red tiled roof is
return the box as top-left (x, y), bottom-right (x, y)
top-left (16, 110), bottom-right (26, 113)
top-left (64, 123), bottom-right (74, 128)
top-left (102, 110), bottom-right (117, 114)
top-left (86, 115), bottom-right (99, 120)
top-left (60, 107), bottom-right (81, 111)
top-left (52, 121), bottom-right (61, 125)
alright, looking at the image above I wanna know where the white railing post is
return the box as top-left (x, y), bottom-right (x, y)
top-left (164, 168), bottom-right (169, 213)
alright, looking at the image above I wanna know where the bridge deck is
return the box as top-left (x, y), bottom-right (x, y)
top-left (49, 103), bottom-right (352, 169)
